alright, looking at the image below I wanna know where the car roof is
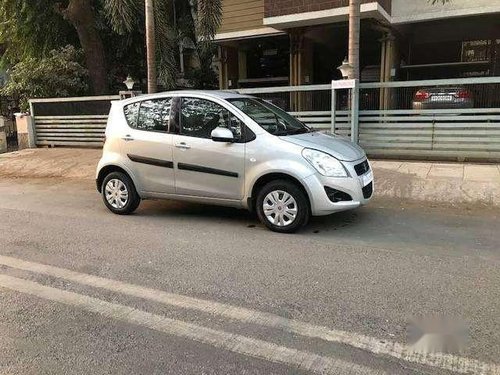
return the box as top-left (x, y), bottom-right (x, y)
top-left (117, 90), bottom-right (253, 106)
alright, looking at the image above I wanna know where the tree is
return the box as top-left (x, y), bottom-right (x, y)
top-left (188, 0), bottom-right (223, 88)
top-left (55, 0), bottom-right (108, 94)
top-left (1, 46), bottom-right (88, 110)
top-left (0, 0), bottom-right (111, 94)
top-left (0, 0), bottom-right (78, 63)
top-left (104, 0), bottom-right (222, 92)
top-left (348, 0), bottom-right (360, 80)
top-left (145, 0), bottom-right (157, 93)
top-left (0, 0), bottom-right (221, 94)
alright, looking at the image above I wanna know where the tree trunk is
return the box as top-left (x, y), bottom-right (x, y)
top-left (61, 0), bottom-right (108, 94)
top-left (188, 0), bottom-right (199, 42)
top-left (348, 0), bottom-right (360, 80)
top-left (145, 0), bottom-right (158, 93)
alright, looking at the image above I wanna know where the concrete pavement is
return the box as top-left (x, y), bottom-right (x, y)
top-left (1, 148), bottom-right (499, 207)
top-left (374, 160), bottom-right (500, 207)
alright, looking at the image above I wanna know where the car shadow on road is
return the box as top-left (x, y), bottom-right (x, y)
top-left (138, 199), bottom-right (254, 223)
top-left (136, 199), bottom-right (367, 234)
top-left (305, 210), bottom-right (363, 235)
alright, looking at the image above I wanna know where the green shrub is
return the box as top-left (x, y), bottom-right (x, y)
top-left (1, 45), bottom-right (89, 111)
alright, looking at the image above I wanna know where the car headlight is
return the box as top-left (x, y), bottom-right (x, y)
top-left (302, 148), bottom-right (348, 177)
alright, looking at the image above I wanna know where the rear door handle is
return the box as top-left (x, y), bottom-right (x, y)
top-left (175, 142), bottom-right (191, 150)
top-left (122, 135), bottom-right (134, 142)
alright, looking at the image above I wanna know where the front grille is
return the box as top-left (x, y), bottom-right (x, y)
top-left (324, 186), bottom-right (353, 203)
top-left (354, 160), bottom-right (370, 176)
top-left (362, 182), bottom-right (373, 199)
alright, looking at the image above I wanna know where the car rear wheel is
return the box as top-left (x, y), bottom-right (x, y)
top-left (256, 180), bottom-right (309, 233)
top-left (101, 172), bottom-right (140, 215)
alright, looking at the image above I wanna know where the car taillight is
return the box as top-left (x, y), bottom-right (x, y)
top-left (415, 90), bottom-right (430, 101)
top-left (457, 90), bottom-right (471, 99)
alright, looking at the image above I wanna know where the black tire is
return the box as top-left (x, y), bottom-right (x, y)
top-left (256, 180), bottom-right (310, 233)
top-left (101, 171), bottom-right (141, 215)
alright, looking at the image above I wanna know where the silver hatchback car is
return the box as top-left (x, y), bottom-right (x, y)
top-left (96, 91), bottom-right (373, 233)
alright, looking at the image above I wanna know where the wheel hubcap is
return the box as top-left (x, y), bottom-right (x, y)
top-left (263, 190), bottom-right (298, 227)
top-left (105, 179), bottom-right (129, 209)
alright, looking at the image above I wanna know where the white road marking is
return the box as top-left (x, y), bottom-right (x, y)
top-left (0, 255), bottom-right (498, 375)
top-left (0, 274), bottom-right (381, 375)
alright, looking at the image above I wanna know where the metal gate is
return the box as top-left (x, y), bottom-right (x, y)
top-left (30, 96), bottom-right (119, 147)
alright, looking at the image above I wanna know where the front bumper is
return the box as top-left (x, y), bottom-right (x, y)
top-left (303, 158), bottom-right (374, 216)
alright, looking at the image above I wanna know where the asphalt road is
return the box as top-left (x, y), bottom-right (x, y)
top-left (0, 177), bottom-right (499, 375)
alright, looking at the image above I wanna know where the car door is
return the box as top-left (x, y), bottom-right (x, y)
top-left (122, 98), bottom-right (175, 194)
top-left (171, 96), bottom-right (246, 200)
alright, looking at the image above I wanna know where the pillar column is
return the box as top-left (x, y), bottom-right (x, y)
top-left (15, 113), bottom-right (36, 150)
top-left (218, 46), bottom-right (227, 89)
top-left (289, 30), bottom-right (305, 111)
top-left (238, 50), bottom-right (247, 82)
top-left (0, 118), bottom-right (6, 153)
top-left (379, 33), bottom-right (397, 110)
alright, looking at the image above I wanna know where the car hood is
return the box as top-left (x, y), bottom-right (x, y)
top-left (280, 132), bottom-right (366, 162)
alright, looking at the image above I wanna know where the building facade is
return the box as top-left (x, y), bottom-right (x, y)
top-left (215, 0), bottom-right (500, 89)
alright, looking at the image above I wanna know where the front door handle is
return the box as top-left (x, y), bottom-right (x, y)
top-left (122, 135), bottom-right (134, 142)
top-left (175, 142), bottom-right (191, 150)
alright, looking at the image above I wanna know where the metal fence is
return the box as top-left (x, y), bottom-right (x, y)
top-left (359, 77), bottom-right (500, 111)
top-left (30, 96), bottom-right (119, 147)
top-left (238, 77), bottom-right (500, 162)
top-left (28, 78), bottom-right (500, 161)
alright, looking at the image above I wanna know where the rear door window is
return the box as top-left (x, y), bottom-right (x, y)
top-left (124, 98), bottom-right (172, 132)
top-left (136, 98), bottom-right (172, 132)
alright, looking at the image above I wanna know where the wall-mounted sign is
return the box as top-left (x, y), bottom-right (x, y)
top-left (461, 40), bottom-right (491, 63)
top-left (331, 79), bottom-right (356, 89)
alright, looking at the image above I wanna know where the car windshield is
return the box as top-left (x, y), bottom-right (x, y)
top-left (227, 97), bottom-right (313, 136)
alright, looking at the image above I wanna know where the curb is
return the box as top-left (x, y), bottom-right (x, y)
top-left (373, 167), bottom-right (500, 208)
top-left (2, 149), bottom-right (499, 208)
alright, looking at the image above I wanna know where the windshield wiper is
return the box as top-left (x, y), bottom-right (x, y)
top-left (274, 128), bottom-right (314, 136)
top-left (273, 130), bottom-right (292, 136)
top-left (292, 128), bottom-right (314, 134)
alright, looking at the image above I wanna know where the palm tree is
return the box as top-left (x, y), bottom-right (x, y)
top-left (348, 0), bottom-right (360, 80)
top-left (105, 0), bottom-right (223, 93)
top-left (109, 0), bottom-right (222, 93)
top-left (145, 0), bottom-right (157, 93)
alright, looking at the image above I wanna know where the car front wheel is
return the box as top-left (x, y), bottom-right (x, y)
top-left (101, 171), bottom-right (140, 215)
top-left (256, 180), bottom-right (309, 233)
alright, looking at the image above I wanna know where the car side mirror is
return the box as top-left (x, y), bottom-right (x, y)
top-left (211, 127), bottom-right (234, 143)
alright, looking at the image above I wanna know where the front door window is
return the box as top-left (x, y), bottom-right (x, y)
top-left (180, 98), bottom-right (242, 140)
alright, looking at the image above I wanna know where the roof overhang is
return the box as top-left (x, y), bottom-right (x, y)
top-left (263, 2), bottom-right (391, 29)
top-left (215, 27), bottom-right (285, 42)
top-left (392, 4), bottom-right (500, 24)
